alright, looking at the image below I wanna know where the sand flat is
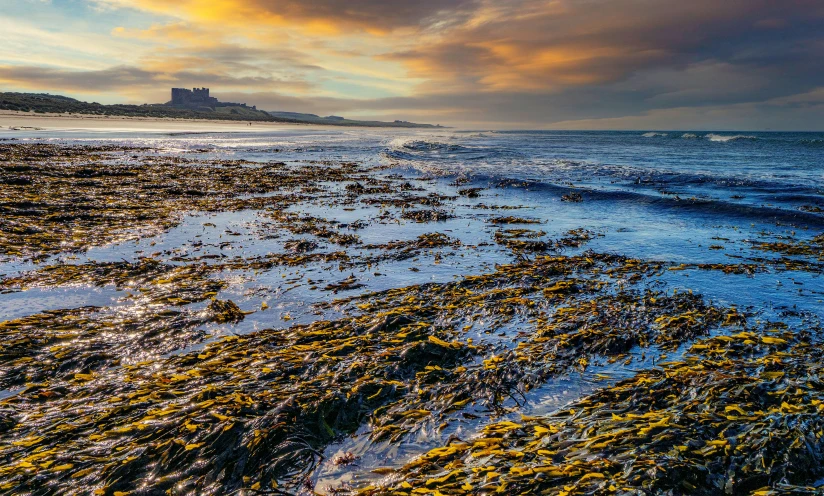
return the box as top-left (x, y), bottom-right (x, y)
top-left (0, 110), bottom-right (319, 133)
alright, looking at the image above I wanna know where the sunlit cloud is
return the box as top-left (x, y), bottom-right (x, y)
top-left (92, 0), bottom-right (478, 32)
top-left (0, 65), bottom-right (313, 94)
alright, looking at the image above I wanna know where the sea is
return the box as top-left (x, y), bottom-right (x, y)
top-left (1, 126), bottom-right (822, 488)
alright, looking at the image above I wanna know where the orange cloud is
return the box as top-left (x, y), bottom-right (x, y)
top-left (383, 0), bottom-right (824, 93)
top-left (95, 0), bottom-right (476, 33)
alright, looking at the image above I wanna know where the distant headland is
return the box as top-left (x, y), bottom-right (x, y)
top-left (0, 89), bottom-right (445, 128)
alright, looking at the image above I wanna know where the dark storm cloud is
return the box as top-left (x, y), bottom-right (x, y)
top-left (360, 0), bottom-right (822, 126)
top-left (386, 0), bottom-right (824, 94)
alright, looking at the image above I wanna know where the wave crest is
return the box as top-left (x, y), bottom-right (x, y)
top-left (399, 140), bottom-right (469, 152)
top-left (706, 134), bottom-right (758, 143)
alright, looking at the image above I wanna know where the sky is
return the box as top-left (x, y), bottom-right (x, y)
top-left (0, 0), bottom-right (823, 129)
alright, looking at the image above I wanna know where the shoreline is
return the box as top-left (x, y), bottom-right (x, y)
top-left (0, 133), bottom-right (822, 494)
top-left (0, 110), bottom-right (339, 133)
top-left (0, 110), bottom-right (444, 133)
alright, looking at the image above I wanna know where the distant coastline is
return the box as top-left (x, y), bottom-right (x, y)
top-left (0, 110), bottom-right (337, 133)
top-left (0, 92), bottom-right (445, 129)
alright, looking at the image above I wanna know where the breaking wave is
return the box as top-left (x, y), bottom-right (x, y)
top-left (705, 134), bottom-right (758, 143)
top-left (383, 137), bottom-right (521, 164)
top-left (396, 140), bottom-right (470, 153)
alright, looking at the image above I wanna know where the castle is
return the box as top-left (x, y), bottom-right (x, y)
top-left (168, 88), bottom-right (256, 111)
top-left (171, 87), bottom-right (218, 107)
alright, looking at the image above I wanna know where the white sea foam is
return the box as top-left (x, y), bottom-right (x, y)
top-left (681, 133), bottom-right (699, 139)
top-left (642, 132), bottom-right (668, 137)
top-left (705, 133), bottom-right (758, 142)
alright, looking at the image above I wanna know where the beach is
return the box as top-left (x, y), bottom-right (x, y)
top-left (0, 124), bottom-right (822, 494)
top-left (0, 110), bottom-right (316, 133)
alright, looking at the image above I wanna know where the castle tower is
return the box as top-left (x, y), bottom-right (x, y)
top-left (171, 88), bottom-right (192, 105)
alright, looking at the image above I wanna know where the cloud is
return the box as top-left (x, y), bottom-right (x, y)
top-left (4, 64), bottom-right (823, 130)
top-left (4, 0), bottom-right (824, 128)
top-left (384, 0), bottom-right (824, 94)
top-left (93, 0), bottom-right (478, 32)
top-left (214, 86), bottom-right (824, 131)
top-left (541, 100), bottom-right (824, 131)
top-left (0, 65), bottom-right (312, 94)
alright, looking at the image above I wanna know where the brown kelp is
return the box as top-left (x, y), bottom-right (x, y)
top-left (360, 323), bottom-right (824, 495)
top-left (0, 295), bottom-right (473, 494)
top-left (492, 229), bottom-right (599, 253)
top-left (363, 273), bottom-right (729, 446)
top-left (0, 144), bottom-right (395, 261)
top-left (0, 260), bottom-right (237, 389)
top-left (0, 251), bottom-right (694, 494)
top-left (750, 234), bottom-right (824, 261)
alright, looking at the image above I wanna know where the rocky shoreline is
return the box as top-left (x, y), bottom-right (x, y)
top-left (0, 142), bottom-right (822, 495)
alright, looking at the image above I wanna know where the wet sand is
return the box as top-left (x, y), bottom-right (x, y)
top-left (0, 110), bottom-right (318, 133)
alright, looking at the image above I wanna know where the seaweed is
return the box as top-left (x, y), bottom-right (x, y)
top-left (493, 229), bottom-right (599, 253)
top-left (457, 188), bottom-right (484, 198)
top-left (402, 210), bottom-right (454, 223)
top-left (362, 325), bottom-right (824, 495)
top-left (749, 234), bottom-right (824, 260)
top-left (2, 142), bottom-right (822, 496)
top-left (0, 251), bottom-right (678, 493)
top-left (0, 295), bottom-right (473, 494)
top-left (487, 216), bottom-right (541, 225)
top-left (361, 233), bottom-right (462, 263)
top-left (0, 260), bottom-right (237, 389)
top-left (0, 144), bottom-right (385, 261)
top-left (561, 191), bottom-right (583, 202)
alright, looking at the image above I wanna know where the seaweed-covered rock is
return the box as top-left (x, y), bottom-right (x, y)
top-left (402, 209), bottom-right (453, 222)
top-left (207, 299), bottom-right (246, 324)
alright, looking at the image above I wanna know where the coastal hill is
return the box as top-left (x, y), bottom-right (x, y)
top-left (0, 91), bottom-right (444, 128)
top-left (266, 110), bottom-right (440, 127)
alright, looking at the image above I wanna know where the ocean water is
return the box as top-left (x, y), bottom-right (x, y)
top-left (389, 130), bottom-right (824, 222)
top-left (11, 127), bottom-right (824, 217)
top-left (3, 126), bottom-right (822, 358)
top-left (7, 126), bottom-right (822, 255)
top-left (1, 126), bottom-right (822, 488)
